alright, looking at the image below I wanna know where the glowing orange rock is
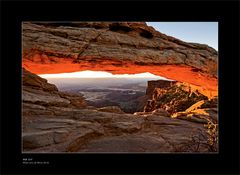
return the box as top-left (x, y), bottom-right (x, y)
top-left (22, 57), bottom-right (218, 99)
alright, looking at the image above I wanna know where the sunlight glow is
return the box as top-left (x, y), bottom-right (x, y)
top-left (39, 70), bottom-right (169, 79)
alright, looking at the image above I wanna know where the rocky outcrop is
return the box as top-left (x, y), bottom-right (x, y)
top-left (171, 98), bottom-right (218, 124)
top-left (22, 68), bottom-right (86, 108)
top-left (144, 80), bottom-right (209, 113)
top-left (142, 79), bottom-right (218, 125)
top-left (22, 68), bottom-right (58, 92)
top-left (23, 106), bottom-right (214, 152)
top-left (146, 80), bottom-right (177, 96)
top-left (22, 69), bottom-right (218, 153)
top-left (22, 22), bottom-right (218, 97)
top-left (22, 22), bottom-right (217, 72)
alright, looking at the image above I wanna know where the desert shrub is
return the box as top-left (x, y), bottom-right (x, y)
top-left (174, 121), bottom-right (218, 152)
top-left (204, 119), bottom-right (218, 152)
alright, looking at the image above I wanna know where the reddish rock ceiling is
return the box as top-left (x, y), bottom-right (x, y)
top-left (22, 22), bottom-right (218, 98)
top-left (22, 56), bottom-right (218, 98)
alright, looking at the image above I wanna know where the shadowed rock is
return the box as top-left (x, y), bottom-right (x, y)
top-left (97, 106), bottom-right (125, 114)
top-left (22, 22), bottom-right (218, 96)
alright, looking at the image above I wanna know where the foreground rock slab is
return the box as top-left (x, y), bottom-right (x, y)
top-left (22, 107), bottom-right (213, 153)
top-left (22, 67), bottom-right (217, 153)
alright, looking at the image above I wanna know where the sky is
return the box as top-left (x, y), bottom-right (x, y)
top-left (146, 22), bottom-right (218, 51)
top-left (39, 71), bottom-right (171, 80)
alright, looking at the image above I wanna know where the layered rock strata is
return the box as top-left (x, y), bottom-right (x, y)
top-left (22, 22), bottom-right (218, 97)
top-left (143, 79), bottom-right (218, 125)
top-left (22, 69), bottom-right (218, 152)
top-left (22, 22), bottom-right (218, 152)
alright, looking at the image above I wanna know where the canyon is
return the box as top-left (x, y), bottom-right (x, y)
top-left (22, 22), bottom-right (218, 152)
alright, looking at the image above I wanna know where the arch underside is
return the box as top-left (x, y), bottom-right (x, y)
top-left (22, 57), bottom-right (218, 98)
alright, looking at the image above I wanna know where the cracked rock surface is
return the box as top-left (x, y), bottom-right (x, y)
top-left (22, 22), bottom-right (217, 76)
top-left (22, 69), bottom-right (213, 153)
top-left (21, 22), bottom-right (218, 153)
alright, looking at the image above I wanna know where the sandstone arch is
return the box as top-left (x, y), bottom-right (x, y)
top-left (22, 22), bottom-right (218, 97)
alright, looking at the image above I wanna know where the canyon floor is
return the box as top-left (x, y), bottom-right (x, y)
top-left (22, 68), bottom-right (218, 153)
